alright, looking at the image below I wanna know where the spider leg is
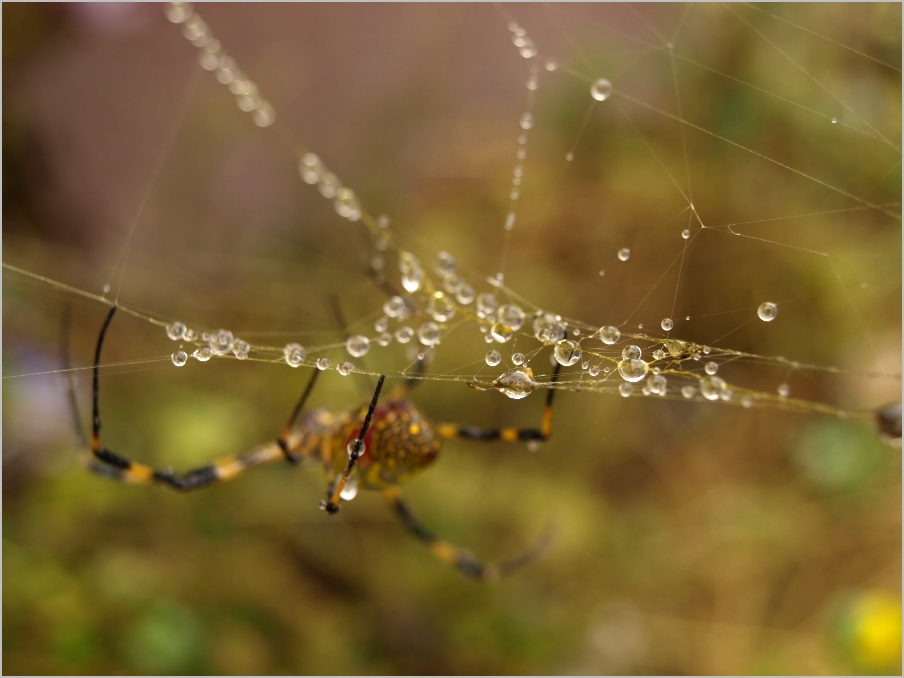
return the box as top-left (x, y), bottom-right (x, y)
top-left (88, 306), bottom-right (293, 490)
top-left (276, 368), bottom-right (321, 462)
top-left (383, 486), bottom-right (553, 581)
top-left (321, 373), bottom-right (385, 514)
top-left (436, 361), bottom-right (561, 444)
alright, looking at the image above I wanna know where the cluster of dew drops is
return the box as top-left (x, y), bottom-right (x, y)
top-left (160, 5), bottom-right (789, 404)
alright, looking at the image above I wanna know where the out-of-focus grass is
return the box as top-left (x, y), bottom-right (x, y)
top-left (3, 3), bottom-right (900, 675)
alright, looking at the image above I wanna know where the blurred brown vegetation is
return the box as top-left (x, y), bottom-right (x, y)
top-left (3, 3), bottom-right (901, 675)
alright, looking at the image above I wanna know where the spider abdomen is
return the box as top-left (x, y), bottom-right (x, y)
top-left (335, 400), bottom-right (441, 489)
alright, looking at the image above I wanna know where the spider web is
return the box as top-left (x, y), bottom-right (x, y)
top-left (2, 3), bottom-right (901, 675)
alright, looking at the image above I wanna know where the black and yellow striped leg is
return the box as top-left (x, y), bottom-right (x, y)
top-left (89, 306), bottom-right (288, 490)
top-left (383, 486), bottom-right (553, 581)
top-left (321, 374), bottom-right (385, 514)
top-left (436, 361), bottom-right (561, 445)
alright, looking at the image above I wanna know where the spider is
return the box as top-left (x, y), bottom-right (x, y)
top-left (84, 305), bottom-right (561, 581)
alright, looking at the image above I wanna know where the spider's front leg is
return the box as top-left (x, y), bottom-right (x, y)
top-left (320, 374), bottom-right (386, 514)
top-left (86, 305), bottom-right (314, 490)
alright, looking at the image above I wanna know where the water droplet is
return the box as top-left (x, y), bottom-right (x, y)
top-left (681, 385), bottom-right (696, 399)
top-left (545, 59), bottom-right (558, 72)
top-left (621, 345), bottom-right (642, 361)
top-left (699, 376), bottom-right (726, 401)
top-left (455, 284), bottom-right (475, 305)
top-left (394, 326), bottom-right (413, 344)
top-left (316, 357), bottom-right (331, 371)
top-left (704, 361), bottom-right (719, 375)
top-left (565, 151), bottom-right (574, 162)
top-left (598, 269), bottom-right (605, 277)
top-left (526, 74), bottom-right (539, 91)
top-left (831, 116), bottom-right (839, 124)
top-left (345, 334), bottom-right (370, 358)
top-left (489, 324), bottom-right (513, 343)
top-left (599, 326), bottom-right (621, 345)
top-left (618, 383), bottom-right (633, 397)
top-left (505, 212), bottom-right (516, 230)
top-left (334, 187), bottom-right (361, 221)
top-left (209, 329), bottom-right (234, 356)
top-left (518, 41), bottom-right (537, 59)
top-left (660, 318), bottom-right (674, 331)
top-left (232, 339), bottom-right (250, 359)
top-left (347, 439), bottom-right (365, 459)
top-left (428, 295), bottom-right (456, 323)
top-left (374, 317), bottom-right (389, 333)
top-left (588, 365), bottom-right (600, 377)
top-left (485, 350), bottom-right (502, 367)
top-left (171, 351), bottom-right (188, 367)
top-left (283, 343), bottom-right (305, 367)
top-left (436, 251), bottom-right (457, 277)
top-left (617, 358), bottom-right (648, 382)
top-left (554, 339), bottom-right (582, 366)
top-left (166, 321), bottom-right (186, 341)
top-left (533, 312), bottom-right (567, 344)
top-left (681, 229), bottom-right (691, 240)
top-left (166, 2), bottom-right (192, 23)
top-left (476, 293), bottom-right (499, 318)
top-left (381, 296), bottom-right (405, 319)
top-left (317, 171), bottom-right (341, 199)
top-left (340, 477), bottom-right (358, 501)
top-left (740, 395), bottom-right (754, 408)
top-left (299, 153), bottom-right (323, 184)
top-left (617, 247), bottom-right (631, 261)
top-left (757, 302), bottom-right (778, 322)
top-left (498, 304), bottom-right (526, 331)
top-left (493, 367), bottom-right (537, 400)
top-left (526, 440), bottom-right (543, 452)
top-left (337, 361), bottom-right (354, 376)
top-left (102, 283), bottom-right (111, 295)
top-left (519, 112), bottom-right (534, 130)
top-left (417, 321), bottom-right (442, 347)
top-left (401, 268), bottom-right (424, 293)
top-left (647, 374), bottom-right (668, 395)
top-left (192, 347), bottom-right (212, 362)
top-left (590, 78), bottom-right (612, 102)
top-left (777, 383), bottom-right (790, 398)
top-left (252, 101), bottom-right (275, 127)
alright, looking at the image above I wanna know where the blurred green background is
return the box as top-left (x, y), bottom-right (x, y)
top-left (3, 3), bottom-right (901, 675)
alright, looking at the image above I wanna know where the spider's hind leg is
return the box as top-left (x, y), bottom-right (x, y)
top-left (383, 486), bottom-right (553, 581)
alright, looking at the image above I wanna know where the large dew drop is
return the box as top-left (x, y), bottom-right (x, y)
top-left (417, 321), bottom-right (442, 347)
top-left (598, 325), bottom-right (621, 345)
top-left (283, 343), bottom-right (305, 367)
top-left (757, 302), bottom-right (778, 322)
top-left (590, 78), bottom-right (612, 101)
top-left (166, 321), bottom-right (186, 341)
top-left (699, 375), bottom-right (727, 401)
top-left (617, 358), bottom-right (648, 382)
top-left (554, 339), bottom-right (582, 366)
top-left (492, 367), bottom-right (537, 400)
top-left (498, 304), bottom-right (526, 331)
top-left (533, 312), bottom-right (567, 344)
top-left (345, 335), bottom-right (370, 358)
top-left (485, 350), bottom-right (502, 367)
top-left (171, 351), bottom-right (188, 367)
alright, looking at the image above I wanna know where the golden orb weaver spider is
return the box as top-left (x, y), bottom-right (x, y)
top-left (85, 306), bottom-right (561, 581)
